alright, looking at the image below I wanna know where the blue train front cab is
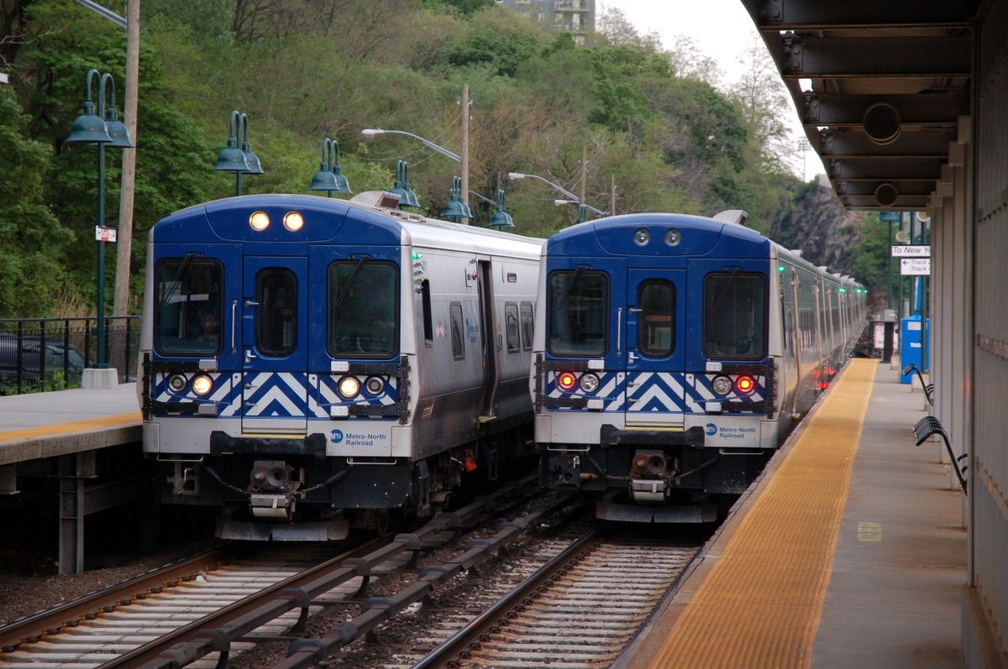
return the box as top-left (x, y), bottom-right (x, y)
top-left (138, 193), bottom-right (542, 540)
top-left (531, 212), bottom-right (863, 522)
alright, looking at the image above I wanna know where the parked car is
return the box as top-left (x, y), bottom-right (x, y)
top-left (0, 333), bottom-right (85, 393)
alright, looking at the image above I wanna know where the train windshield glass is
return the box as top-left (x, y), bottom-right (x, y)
top-left (154, 259), bottom-right (223, 356)
top-left (703, 272), bottom-right (767, 359)
top-left (547, 270), bottom-right (608, 357)
top-left (328, 261), bottom-right (398, 358)
top-left (637, 280), bottom-right (676, 357)
top-left (255, 268), bottom-right (297, 357)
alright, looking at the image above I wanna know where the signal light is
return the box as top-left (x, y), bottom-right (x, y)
top-left (191, 374), bottom-right (214, 396)
top-left (735, 375), bottom-right (756, 395)
top-left (557, 371), bottom-right (578, 391)
top-left (337, 375), bottom-right (361, 399)
top-left (249, 211), bottom-right (270, 231)
top-left (283, 211), bottom-right (304, 231)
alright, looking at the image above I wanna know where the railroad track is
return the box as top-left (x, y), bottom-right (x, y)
top-left (0, 476), bottom-right (549, 668)
top-left (1, 482), bottom-right (702, 669)
top-left (412, 526), bottom-right (702, 669)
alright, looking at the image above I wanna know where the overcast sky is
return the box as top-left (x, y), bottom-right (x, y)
top-left (597, 0), bottom-right (824, 180)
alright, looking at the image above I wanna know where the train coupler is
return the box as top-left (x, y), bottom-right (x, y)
top-left (250, 493), bottom-right (296, 520)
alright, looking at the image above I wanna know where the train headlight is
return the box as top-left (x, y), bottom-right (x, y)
top-left (191, 374), bottom-right (214, 396)
top-left (337, 375), bottom-right (361, 399)
top-left (283, 211), bottom-right (304, 232)
top-left (168, 374), bottom-right (188, 393)
top-left (665, 229), bottom-right (682, 246)
top-left (249, 211), bottom-right (270, 231)
top-left (735, 375), bottom-right (756, 395)
top-left (557, 371), bottom-right (578, 391)
top-left (633, 228), bottom-right (651, 246)
top-left (364, 376), bottom-right (385, 395)
top-left (712, 375), bottom-right (732, 396)
top-left (579, 373), bottom-right (600, 393)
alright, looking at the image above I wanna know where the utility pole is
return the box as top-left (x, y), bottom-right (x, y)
top-left (579, 145), bottom-right (587, 207)
top-left (113, 0), bottom-right (139, 316)
top-left (610, 174), bottom-right (616, 216)
top-left (460, 84), bottom-right (470, 224)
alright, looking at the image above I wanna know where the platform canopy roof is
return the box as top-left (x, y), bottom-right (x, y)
top-left (741, 0), bottom-right (982, 211)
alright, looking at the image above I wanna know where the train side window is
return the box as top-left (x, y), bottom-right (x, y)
top-left (703, 272), bottom-right (767, 359)
top-left (450, 302), bottom-right (465, 360)
top-left (637, 280), bottom-right (675, 358)
top-left (327, 261), bottom-right (398, 358)
top-left (520, 302), bottom-right (534, 351)
top-left (256, 268), bottom-right (297, 357)
top-left (154, 259), bottom-right (223, 356)
top-left (505, 302), bottom-right (520, 352)
top-left (421, 280), bottom-right (433, 347)
top-left (547, 270), bottom-right (608, 357)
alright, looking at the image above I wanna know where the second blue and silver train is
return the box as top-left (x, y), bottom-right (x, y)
top-left (531, 210), bottom-right (867, 522)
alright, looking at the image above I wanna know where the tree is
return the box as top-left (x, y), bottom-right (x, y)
top-left (729, 37), bottom-right (794, 174)
top-left (0, 85), bottom-right (72, 316)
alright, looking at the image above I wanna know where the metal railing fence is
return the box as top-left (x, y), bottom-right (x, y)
top-left (0, 316), bottom-right (140, 395)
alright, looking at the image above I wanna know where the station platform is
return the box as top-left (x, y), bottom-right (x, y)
top-left (0, 382), bottom-right (140, 466)
top-left (620, 357), bottom-right (968, 669)
top-left (0, 383), bottom-right (143, 575)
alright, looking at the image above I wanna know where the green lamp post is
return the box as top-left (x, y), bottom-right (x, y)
top-left (215, 110), bottom-right (262, 196)
top-left (309, 137), bottom-right (352, 196)
top-left (65, 69), bottom-right (134, 370)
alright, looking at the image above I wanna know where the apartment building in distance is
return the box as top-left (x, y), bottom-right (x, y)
top-left (496, 0), bottom-right (596, 40)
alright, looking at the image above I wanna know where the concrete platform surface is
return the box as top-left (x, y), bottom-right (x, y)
top-left (619, 360), bottom-right (966, 669)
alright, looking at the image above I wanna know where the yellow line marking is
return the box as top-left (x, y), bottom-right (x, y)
top-left (0, 412), bottom-right (141, 444)
top-left (648, 358), bottom-right (875, 669)
top-left (857, 521), bottom-right (883, 542)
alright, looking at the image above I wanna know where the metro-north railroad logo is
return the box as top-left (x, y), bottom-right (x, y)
top-left (330, 429), bottom-right (344, 443)
top-left (705, 423), bottom-right (718, 436)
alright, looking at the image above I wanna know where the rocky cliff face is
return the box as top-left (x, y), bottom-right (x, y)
top-left (768, 182), bottom-right (865, 278)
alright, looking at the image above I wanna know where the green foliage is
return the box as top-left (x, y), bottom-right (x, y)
top-left (850, 213), bottom-right (895, 296)
top-left (0, 86), bottom-right (72, 317)
top-left (422, 0), bottom-right (496, 15)
top-left (0, 0), bottom-right (842, 317)
top-left (444, 28), bottom-right (542, 78)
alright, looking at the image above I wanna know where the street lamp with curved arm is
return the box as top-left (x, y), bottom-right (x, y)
top-left (361, 128), bottom-right (461, 162)
top-left (507, 171), bottom-right (579, 201)
top-left (65, 69), bottom-right (134, 375)
top-left (554, 199), bottom-right (608, 218)
top-left (508, 171), bottom-right (607, 223)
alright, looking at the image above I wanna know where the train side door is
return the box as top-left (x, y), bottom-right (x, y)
top-left (477, 259), bottom-right (499, 419)
top-left (241, 257), bottom-right (308, 433)
top-left (623, 269), bottom-right (687, 426)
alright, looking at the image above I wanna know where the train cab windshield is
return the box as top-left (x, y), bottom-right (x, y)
top-left (547, 269), bottom-right (608, 357)
top-left (703, 272), bottom-right (767, 359)
top-left (328, 260), bottom-right (398, 358)
top-left (154, 259), bottom-right (223, 356)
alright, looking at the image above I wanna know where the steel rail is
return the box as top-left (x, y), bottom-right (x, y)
top-left (116, 475), bottom-right (542, 668)
top-left (410, 525), bottom-right (600, 669)
top-left (0, 544), bottom-right (228, 652)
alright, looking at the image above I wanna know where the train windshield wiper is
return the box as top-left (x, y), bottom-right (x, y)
top-left (556, 265), bottom-right (587, 313)
top-left (708, 267), bottom-right (741, 317)
top-left (333, 255), bottom-right (371, 310)
top-left (158, 252), bottom-right (204, 312)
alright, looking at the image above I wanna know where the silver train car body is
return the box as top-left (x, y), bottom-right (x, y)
top-left (531, 211), bottom-right (868, 522)
top-left (138, 192), bottom-right (542, 540)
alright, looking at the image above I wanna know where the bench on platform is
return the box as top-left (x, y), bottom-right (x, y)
top-left (902, 364), bottom-right (934, 405)
top-left (913, 415), bottom-right (968, 494)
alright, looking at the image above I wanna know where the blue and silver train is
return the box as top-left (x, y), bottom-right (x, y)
top-left (138, 192), bottom-right (543, 540)
top-left (531, 210), bottom-right (867, 522)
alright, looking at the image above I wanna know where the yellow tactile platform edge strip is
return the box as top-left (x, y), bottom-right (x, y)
top-left (649, 357), bottom-right (876, 669)
top-left (0, 412), bottom-right (141, 445)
